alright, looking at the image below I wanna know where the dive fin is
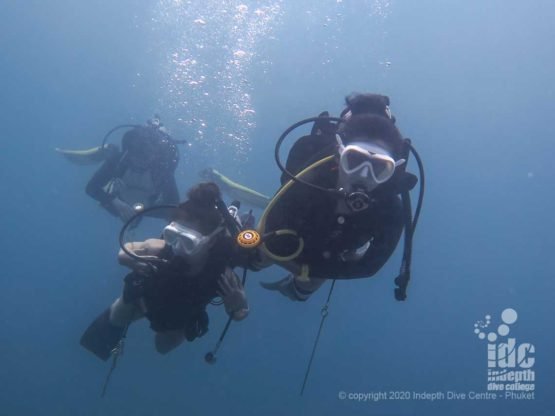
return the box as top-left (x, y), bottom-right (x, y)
top-left (199, 168), bottom-right (270, 209)
top-left (55, 144), bottom-right (116, 165)
top-left (80, 308), bottom-right (125, 361)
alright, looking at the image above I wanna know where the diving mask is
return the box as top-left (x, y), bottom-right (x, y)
top-left (163, 221), bottom-right (223, 258)
top-left (336, 137), bottom-right (405, 212)
top-left (339, 141), bottom-right (404, 185)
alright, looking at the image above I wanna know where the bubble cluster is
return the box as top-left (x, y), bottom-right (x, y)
top-left (371, 0), bottom-right (392, 18)
top-left (474, 308), bottom-right (518, 342)
top-left (152, 0), bottom-right (283, 163)
top-left (150, 0), bottom-right (393, 165)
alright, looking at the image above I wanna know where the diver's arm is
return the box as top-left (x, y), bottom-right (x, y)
top-left (85, 154), bottom-right (119, 212)
top-left (118, 238), bottom-right (166, 271)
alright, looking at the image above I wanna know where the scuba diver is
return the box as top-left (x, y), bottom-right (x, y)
top-left (256, 93), bottom-right (424, 302)
top-left (57, 116), bottom-right (182, 222)
top-left (80, 182), bottom-right (249, 359)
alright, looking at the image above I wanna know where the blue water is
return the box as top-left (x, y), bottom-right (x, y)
top-left (1, 1), bottom-right (554, 415)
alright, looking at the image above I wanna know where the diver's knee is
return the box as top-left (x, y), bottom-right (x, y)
top-left (109, 297), bottom-right (141, 326)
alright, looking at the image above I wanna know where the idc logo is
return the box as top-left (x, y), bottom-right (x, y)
top-left (474, 308), bottom-right (535, 393)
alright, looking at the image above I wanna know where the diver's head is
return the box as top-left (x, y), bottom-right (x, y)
top-left (340, 93), bottom-right (395, 123)
top-left (163, 182), bottom-right (224, 266)
top-left (340, 113), bottom-right (404, 156)
top-left (336, 113), bottom-right (406, 211)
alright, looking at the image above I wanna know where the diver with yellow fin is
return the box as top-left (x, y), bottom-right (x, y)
top-left (57, 116), bottom-right (186, 222)
top-left (253, 93), bottom-right (424, 302)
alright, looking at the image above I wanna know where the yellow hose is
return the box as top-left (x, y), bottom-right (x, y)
top-left (257, 155), bottom-right (336, 263)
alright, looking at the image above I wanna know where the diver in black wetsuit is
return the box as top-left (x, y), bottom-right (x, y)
top-left (86, 117), bottom-right (180, 222)
top-left (80, 182), bottom-right (249, 359)
top-left (258, 93), bottom-right (420, 301)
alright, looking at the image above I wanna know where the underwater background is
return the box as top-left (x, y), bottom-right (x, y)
top-left (1, 1), bottom-right (554, 415)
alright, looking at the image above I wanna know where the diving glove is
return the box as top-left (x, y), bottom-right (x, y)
top-left (217, 268), bottom-right (249, 320)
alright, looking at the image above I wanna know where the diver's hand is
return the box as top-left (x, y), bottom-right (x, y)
top-left (111, 197), bottom-right (136, 222)
top-left (218, 267), bottom-right (249, 320)
top-left (118, 240), bottom-right (167, 271)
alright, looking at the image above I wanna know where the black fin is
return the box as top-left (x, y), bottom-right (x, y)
top-left (80, 308), bottom-right (125, 361)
